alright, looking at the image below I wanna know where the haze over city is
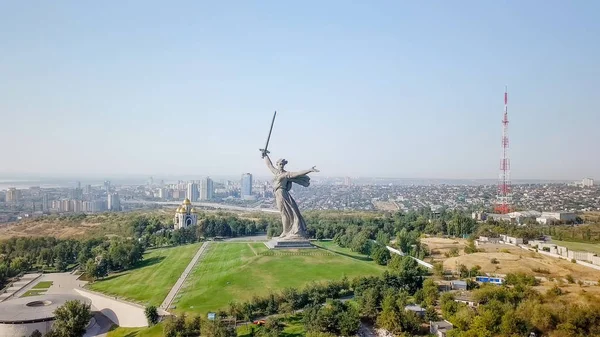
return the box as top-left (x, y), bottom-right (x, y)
top-left (2, 1), bottom-right (599, 179)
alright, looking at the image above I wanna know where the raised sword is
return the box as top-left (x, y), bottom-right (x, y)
top-left (260, 111), bottom-right (277, 158)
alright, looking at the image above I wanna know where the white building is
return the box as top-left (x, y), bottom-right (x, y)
top-left (108, 193), bottom-right (121, 211)
top-left (539, 212), bottom-right (577, 223)
top-left (158, 188), bottom-right (168, 200)
top-left (173, 198), bottom-right (198, 230)
top-left (187, 183), bottom-right (199, 202)
top-left (582, 178), bottom-right (594, 187)
top-left (200, 177), bottom-right (214, 201)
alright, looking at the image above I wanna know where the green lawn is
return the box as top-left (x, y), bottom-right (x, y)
top-left (88, 243), bottom-right (202, 306)
top-left (312, 240), bottom-right (374, 261)
top-left (238, 313), bottom-right (305, 337)
top-left (107, 324), bottom-right (164, 337)
top-left (174, 242), bottom-right (383, 315)
top-left (22, 290), bottom-right (46, 297)
top-left (21, 281), bottom-right (54, 297)
top-left (552, 240), bottom-right (600, 255)
top-left (32, 281), bottom-right (53, 289)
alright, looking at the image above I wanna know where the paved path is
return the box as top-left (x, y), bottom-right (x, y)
top-left (160, 242), bottom-right (211, 310)
top-left (0, 273), bottom-right (42, 302)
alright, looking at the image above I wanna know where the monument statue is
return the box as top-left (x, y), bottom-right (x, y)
top-left (263, 154), bottom-right (319, 239)
top-left (259, 111), bottom-right (319, 247)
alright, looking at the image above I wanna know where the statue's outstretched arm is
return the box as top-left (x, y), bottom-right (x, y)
top-left (264, 155), bottom-right (278, 175)
top-left (287, 166), bottom-right (319, 179)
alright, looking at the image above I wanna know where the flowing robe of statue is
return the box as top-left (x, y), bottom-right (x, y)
top-left (264, 156), bottom-right (317, 240)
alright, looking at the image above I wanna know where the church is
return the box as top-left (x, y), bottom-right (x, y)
top-left (173, 198), bottom-right (198, 229)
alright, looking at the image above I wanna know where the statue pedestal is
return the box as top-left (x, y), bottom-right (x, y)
top-left (265, 238), bottom-right (314, 250)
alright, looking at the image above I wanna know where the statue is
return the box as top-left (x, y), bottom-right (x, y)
top-left (263, 155), bottom-right (319, 239)
top-left (259, 111), bottom-right (319, 242)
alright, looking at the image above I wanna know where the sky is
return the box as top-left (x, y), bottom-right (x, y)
top-left (1, 1), bottom-right (599, 180)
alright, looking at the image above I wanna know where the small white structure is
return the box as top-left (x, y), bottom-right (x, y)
top-left (404, 304), bottom-right (426, 317)
top-left (451, 280), bottom-right (468, 291)
top-left (430, 320), bottom-right (454, 337)
top-left (476, 236), bottom-right (500, 246)
top-left (455, 294), bottom-right (478, 307)
top-left (499, 234), bottom-right (523, 245)
top-left (540, 212), bottom-right (577, 223)
top-left (173, 198), bottom-right (198, 229)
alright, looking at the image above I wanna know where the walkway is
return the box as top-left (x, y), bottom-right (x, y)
top-left (160, 241), bottom-right (211, 310)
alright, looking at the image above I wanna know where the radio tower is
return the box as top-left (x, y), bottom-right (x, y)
top-left (495, 86), bottom-right (511, 214)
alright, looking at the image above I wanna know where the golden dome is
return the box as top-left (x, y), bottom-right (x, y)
top-left (183, 198), bottom-right (192, 205)
top-left (190, 208), bottom-right (197, 213)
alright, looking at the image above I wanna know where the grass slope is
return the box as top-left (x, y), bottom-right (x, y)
top-left (552, 240), bottom-right (600, 255)
top-left (107, 324), bottom-right (164, 337)
top-left (312, 240), bottom-right (374, 261)
top-left (174, 242), bottom-right (383, 314)
top-left (88, 243), bottom-right (201, 306)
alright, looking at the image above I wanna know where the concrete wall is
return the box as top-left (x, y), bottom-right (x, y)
top-left (568, 251), bottom-right (594, 262)
top-left (75, 288), bottom-right (148, 328)
top-left (0, 320), bottom-right (53, 337)
top-left (384, 245), bottom-right (433, 269)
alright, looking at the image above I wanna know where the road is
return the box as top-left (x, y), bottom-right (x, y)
top-left (161, 242), bottom-right (211, 310)
top-left (122, 200), bottom-right (278, 213)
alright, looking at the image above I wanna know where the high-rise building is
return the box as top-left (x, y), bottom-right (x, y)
top-left (108, 193), bottom-right (121, 211)
top-left (42, 193), bottom-right (49, 211)
top-left (582, 178), bottom-right (595, 187)
top-left (84, 184), bottom-right (92, 194)
top-left (72, 200), bottom-right (83, 213)
top-left (158, 188), bottom-right (169, 200)
top-left (200, 177), bottom-right (214, 201)
top-left (187, 183), bottom-right (199, 202)
top-left (61, 200), bottom-right (72, 212)
top-left (76, 181), bottom-right (81, 189)
top-left (241, 173), bottom-right (253, 199)
top-left (71, 187), bottom-right (83, 200)
top-left (6, 188), bottom-right (20, 202)
top-left (104, 180), bottom-right (111, 192)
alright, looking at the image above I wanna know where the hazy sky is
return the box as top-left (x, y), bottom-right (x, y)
top-left (2, 1), bottom-right (599, 180)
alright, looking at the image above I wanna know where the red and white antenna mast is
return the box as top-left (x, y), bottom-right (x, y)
top-left (495, 86), bottom-right (511, 214)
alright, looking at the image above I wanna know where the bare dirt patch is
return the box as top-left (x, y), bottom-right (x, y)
top-left (443, 246), bottom-right (600, 282)
top-left (422, 237), bottom-right (467, 259)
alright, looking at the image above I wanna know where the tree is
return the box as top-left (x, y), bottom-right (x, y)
top-left (371, 244), bottom-right (391, 265)
top-left (433, 262), bottom-right (444, 277)
top-left (187, 316), bottom-right (202, 336)
top-left (259, 317), bottom-right (284, 337)
top-left (422, 278), bottom-right (439, 306)
top-left (144, 305), bottom-right (159, 326)
top-left (228, 301), bottom-right (241, 321)
top-left (52, 300), bottom-right (92, 337)
top-left (163, 315), bottom-right (185, 337)
top-left (425, 305), bottom-right (438, 321)
top-left (377, 293), bottom-right (402, 334)
top-left (337, 304), bottom-right (360, 336)
top-left (306, 332), bottom-right (337, 337)
top-left (84, 259), bottom-right (99, 281)
top-left (201, 318), bottom-right (237, 337)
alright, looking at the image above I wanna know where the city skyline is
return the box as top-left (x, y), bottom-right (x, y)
top-left (2, 1), bottom-right (599, 179)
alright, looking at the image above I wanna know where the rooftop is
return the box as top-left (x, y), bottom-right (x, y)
top-left (0, 294), bottom-right (90, 323)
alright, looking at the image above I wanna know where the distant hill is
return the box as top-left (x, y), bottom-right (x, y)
top-left (0, 210), bottom-right (172, 240)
